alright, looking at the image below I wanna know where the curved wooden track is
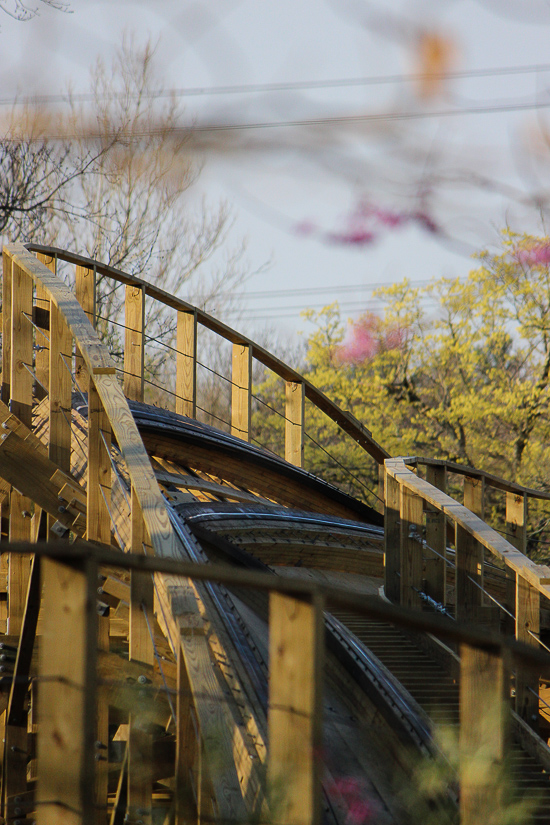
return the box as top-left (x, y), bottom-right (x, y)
top-left (1, 244), bottom-right (550, 825)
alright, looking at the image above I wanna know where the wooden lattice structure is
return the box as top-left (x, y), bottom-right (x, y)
top-left (1, 243), bottom-right (550, 825)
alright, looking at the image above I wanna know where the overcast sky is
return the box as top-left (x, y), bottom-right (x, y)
top-left (3, 0), bottom-right (550, 338)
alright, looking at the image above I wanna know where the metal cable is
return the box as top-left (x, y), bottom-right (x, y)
top-left (466, 574), bottom-right (516, 621)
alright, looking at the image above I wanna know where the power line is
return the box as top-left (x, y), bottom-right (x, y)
top-left (217, 277), bottom-right (437, 301)
top-left (5, 61), bottom-right (550, 108)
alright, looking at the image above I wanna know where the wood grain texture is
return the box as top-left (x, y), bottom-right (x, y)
top-left (285, 381), bottom-right (305, 467)
top-left (231, 343), bottom-right (251, 441)
top-left (176, 310), bottom-right (197, 418)
top-left (75, 264), bottom-right (96, 390)
top-left (36, 556), bottom-right (98, 825)
top-left (87, 382), bottom-right (112, 547)
top-left (124, 285), bottom-right (145, 403)
top-left (268, 591), bottom-right (323, 825)
top-left (10, 262), bottom-right (33, 428)
top-left (49, 302), bottom-right (72, 472)
top-left (384, 470), bottom-right (401, 603)
top-left (515, 576), bottom-right (540, 727)
top-left (459, 643), bottom-right (509, 825)
top-left (463, 475), bottom-right (485, 518)
top-left (424, 463), bottom-right (446, 605)
top-left (399, 485), bottom-right (423, 609)
top-left (455, 524), bottom-right (483, 622)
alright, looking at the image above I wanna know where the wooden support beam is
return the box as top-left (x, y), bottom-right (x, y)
top-left (399, 486), bottom-right (423, 609)
top-left (455, 524), bottom-right (483, 622)
top-left (34, 253), bottom-right (56, 397)
top-left (424, 464), bottom-right (447, 605)
top-left (124, 285), bottom-right (145, 403)
top-left (87, 382), bottom-right (112, 547)
top-left (384, 470), bottom-right (401, 604)
top-left (2, 556), bottom-right (41, 815)
top-left (505, 492), bottom-right (527, 634)
top-left (96, 613), bottom-right (110, 825)
top-left (515, 575), bottom-right (540, 728)
top-left (7, 493), bottom-right (32, 636)
top-left (10, 262), bottom-right (34, 428)
top-left (2, 250), bottom-right (13, 404)
top-left (231, 343), bottom-right (251, 442)
top-left (75, 264), bottom-right (96, 391)
top-left (463, 475), bottom-right (485, 518)
top-left (175, 644), bottom-right (198, 825)
top-left (36, 555), bottom-right (98, 825)
top-left (459, 643), bottom-right (509, 825)
top-left (49, 301), bottom-right (73, 472)
top-left (268, 590), bottom-right (323, 825)
top-left (285, 381), bottom-right (305, 467)
top-left (128, 490), bottom-right (154, 824)
top-left (176, 310), bottom-right (197, 419)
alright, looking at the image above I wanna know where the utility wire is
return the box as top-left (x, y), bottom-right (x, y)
top-left (6, 61), bottom-right (550, 107)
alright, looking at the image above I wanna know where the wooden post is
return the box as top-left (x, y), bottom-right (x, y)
top-left (231, 343), bottom-right (251, 441)
top-left (505, 493), bottom-right (527, 635)
top-left (7, 497), bottom-right (32, 635)
top-left (75, 264), bottom-right (96, 391)
top-left (35, 253), bottom-right (56, 397)
top-left (124, 285), bottom-right (145, 403)
top-left (515, 574), bottom-right (540, 728)
top-left (455, 525), bottom-right (483, 622)
top-left (10, 261), bottom-right (34, 428)
top-left (36, 555), bottom-right (98, 825)
top-left (176, 310), bottom-right (197, 418)
top-left (400, 486), bottom-right (423, 609)
top-left (49, 301), bottom-right (73, 472)
top-left (2, 250), bottom-right (13, 404)
top-left (384, 470), bottom-right (401, 603)
top-left (175, 645), bottom-right (198, 825)
top-left (128, 489), bottom-right (154, 824)
top-left (87, 382), bottom-right (112, 547)
top-left (424, 464), bottom-right (447, 605)
top-left (459, 643), bottom-right (509, 825)
top-left (2, 556), bottom-right (41, 815)
top-left (268, 590), bottom-right (323, 825)
top-left (463, 475), bottom-right (485, 518)
top-left (285, 381), bottom-right (305, 467)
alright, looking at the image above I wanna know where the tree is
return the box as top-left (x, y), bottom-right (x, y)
top-left (0, 38), bottom-right (257, 412)
top-left (255, 230), bottom-right (550, 552)
top-left (0, 1), bottom-right (68, 21)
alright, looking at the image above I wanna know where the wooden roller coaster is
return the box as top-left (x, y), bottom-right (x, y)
top-left (1, 242), bottom-right (550, 825)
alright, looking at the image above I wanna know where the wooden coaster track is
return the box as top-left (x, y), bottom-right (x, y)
top-left (1, 243), bottom-right (550, 824)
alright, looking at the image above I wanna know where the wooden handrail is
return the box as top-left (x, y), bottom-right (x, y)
top-left (385, 457), bottom-right (550, 599)
top-left (25, 243), bottom-right (389, 464)
top-left (404, 454), bottom-right (550, 502)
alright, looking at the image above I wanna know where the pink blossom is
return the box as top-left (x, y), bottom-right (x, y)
top-left (294, 220), bottom-right (317, 237)
top-left (327, 776), bottom-right (380, 825)
top-left (514, 243), bottom-right (550, 267)
top-left (325, 229), bottom-right (377, 247)
top-left (338, 313), bottom-right (406, 364)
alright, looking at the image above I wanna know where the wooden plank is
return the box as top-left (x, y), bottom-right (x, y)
top-left (515, 575), bottom-right (540, 728)
top-left (36, 555), bottom-right (98, 825)
top-left (7, 492), bottom-right (32, 636)
top-left (129, 489), bottom-right (154, 666)
top-left (10, 261), bottom-right (34, 428)
top-left (176, 310), bottom-right (197, 419)
top-left (459, 643), bottom-right (509, 825)
top-left (2, 250), bottom-right (13, 404)
top-left (3, 557), bottom-right (41, 810)
top-left (91, 374), bottom-right (178, 560)
top-left (75, 264), bottom-right (96, 391)
top-left (96, 614), bottom-right (110, 825)
top-left (6, 244), bottom-right (115, 376)
top-left (268, 590), bottom-right (323, 825)
top-left (506, 491), bottom-right (527, 554)
top-left (175, 644), bottom-right (198, 825)
top-left (399, 486), bottom-right (423, 609)
top-left (455, 524), bottom-right (483, 622)
top-left (385, 458), bottom-right (550, 601)
top-left (49, 301), bottom-right (73, 472)
top-left (124, 285), bottom-right (145, 403)
top-left (285, 381), bottom-right (305, 467)
top-left (34, 279), bottom-right (51, 400)
top-left (384, 470), bottom-right (401, 603)
top-left (424, 464), bottom-right (447, 605)
top-left (464, 474), bottom-right (485, 518)
top-left (231, 343), bottom-right (251, 441)
top-left (87, 382), bottom-right (112, 547)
